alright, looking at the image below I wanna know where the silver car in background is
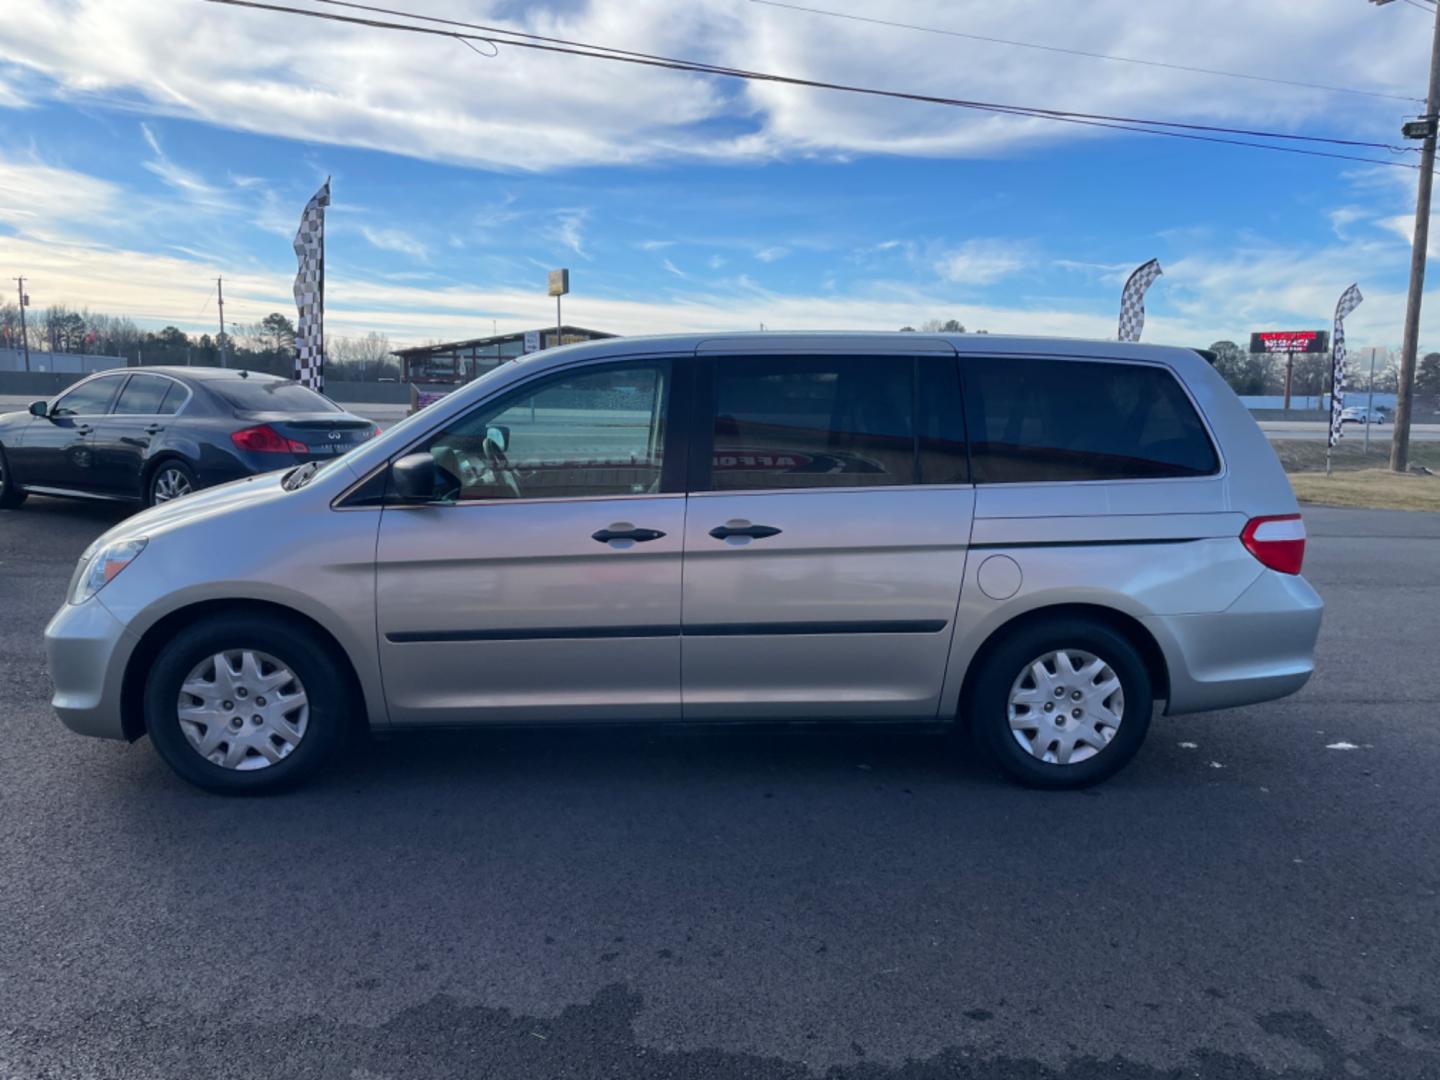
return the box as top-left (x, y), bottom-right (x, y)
top-left (44, 333), bottom-right (1322, 793)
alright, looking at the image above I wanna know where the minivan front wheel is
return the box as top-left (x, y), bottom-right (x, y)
top-left (143, 614), bottom-right (348, 793)
top-left (969, 619), bottom-right (1152, 789)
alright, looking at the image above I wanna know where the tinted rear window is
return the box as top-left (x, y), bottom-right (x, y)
top-left (709, 356), bottom-right (914, 490)
top-left (212, 379), bottom-right (339, 414)
top-left (963, 357), bottom-right (1218, 483)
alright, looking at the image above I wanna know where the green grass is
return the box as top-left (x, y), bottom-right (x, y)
top-left (1288, 469), bottom-right (1440, 512)
top-left (1270, 439), bottom-right (1440, 474)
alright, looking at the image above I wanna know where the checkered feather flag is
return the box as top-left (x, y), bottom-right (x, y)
top-left (1328, 283), bottom-right (1363, 450)
top-left (1117, 258), bottom-right (1162, 343)
top-left (293, 179), bottom-right (330, 393)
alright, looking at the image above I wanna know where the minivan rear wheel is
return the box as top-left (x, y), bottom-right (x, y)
top-left (143, 614), bottom-right (349, 793)
top-left (968, 618), bottom-right (1152, 789)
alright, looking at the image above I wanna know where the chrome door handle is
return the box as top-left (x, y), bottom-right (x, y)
top-left (709, 522), bottom-right (782, 540)
top-left (592, 525), bottom-right (666, 544)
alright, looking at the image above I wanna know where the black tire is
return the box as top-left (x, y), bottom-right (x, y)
top-left (0, 445), bottom-right (27, 509)
top-left (146, 458), bottom-right (197, 507)
top-left (144, 614), bottom-right (351, 794)
top-left (967, 618), bottom-right (1153, 790)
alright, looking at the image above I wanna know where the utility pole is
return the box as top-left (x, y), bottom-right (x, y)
top-left (13, 277), bottom-right (30, 373)
top-left (216, 277), bottom-right (229, 368)
top-left (1378, 0), bottom-right (1440, 472)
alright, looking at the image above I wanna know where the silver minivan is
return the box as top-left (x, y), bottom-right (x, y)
top-left (44, 333), bottom-right (1322, 793)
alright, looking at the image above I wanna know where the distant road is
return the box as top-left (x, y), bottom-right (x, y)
top-left (3, 395), bottom-right (1438, 440)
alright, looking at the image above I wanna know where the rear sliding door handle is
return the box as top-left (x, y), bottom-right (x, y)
top-left (709, 522), bottom-right (783, 541)
top-left (592, 525), bottom-right (666, 544)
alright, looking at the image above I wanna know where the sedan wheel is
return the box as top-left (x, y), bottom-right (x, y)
top-left (177, 650), bottom-right (309, 771)
top-left (151, 464), bottom-right (193, 504)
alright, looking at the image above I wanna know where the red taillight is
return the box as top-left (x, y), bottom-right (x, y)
top-left (371, 424), bottom-right (383, 439)
top-left (231, 424), bottom-right (308, 455)
top-left (1241, 514), bottom-right (1306, 575)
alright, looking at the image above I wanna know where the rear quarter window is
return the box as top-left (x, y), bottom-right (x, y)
top-left (963, 357), bottom-right (1218, 483)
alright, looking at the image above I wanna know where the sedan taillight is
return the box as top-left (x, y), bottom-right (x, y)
top-left (1241, 514), bottom-right (1306, 575)
top-left (231, 424), bottom-right (307, 454)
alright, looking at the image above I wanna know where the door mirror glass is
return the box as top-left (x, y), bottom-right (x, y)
top-left (28, 400), bottom-right (49, 418)
top-left (390, 452), bottom-right (457, 503)
top-left (485, 424), bottom-right (510, 453)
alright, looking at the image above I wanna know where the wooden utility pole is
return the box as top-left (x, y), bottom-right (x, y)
top-left (1386, 0), bottom-right (1440, 472)
top-left (216, 277), bottom-right (229, 368)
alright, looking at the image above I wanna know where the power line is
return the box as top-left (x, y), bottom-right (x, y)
top-left (307, 0), bottom-right (1413, 151)
top-left (201, 0), bottom-right (1426, 170)
top-left (749, 0), bottom-right (1425, 105)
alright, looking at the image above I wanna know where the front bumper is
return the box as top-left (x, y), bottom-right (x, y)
top-left (1145, 570), bottom-right (1324, 716)
top-left (44, 597), bottom-right (137, 740)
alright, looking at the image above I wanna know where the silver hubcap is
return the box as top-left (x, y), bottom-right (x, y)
top-left (153, 468), bottom-right (192, 503)
top-left (1008, 648), bottom-right (1125, 765)
top-left (177, 650), bottom-right (309, 771)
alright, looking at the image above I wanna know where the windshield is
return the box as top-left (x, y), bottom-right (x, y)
top-left (213, 379), bottom-right (340, 414)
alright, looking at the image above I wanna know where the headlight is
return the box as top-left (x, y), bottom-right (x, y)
top-left (69, 537), bottom-right (148, 605)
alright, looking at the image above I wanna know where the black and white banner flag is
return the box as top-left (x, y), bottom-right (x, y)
top-left (293, 179), bottom-right (330, 393)
top-left (1117, 258), bottom-right (1162, 343)
top-left (1328, 283), bottom-right (1363, 449)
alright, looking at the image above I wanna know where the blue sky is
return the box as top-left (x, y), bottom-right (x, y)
top-left (2, 0), bottom-right (1439, 352)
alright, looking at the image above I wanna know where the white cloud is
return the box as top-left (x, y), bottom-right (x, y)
top-left (550, 210), bottom-right (590, 259)
top-left (661, 258), bottom-right (689, 279)
top-left (934, 239), bottom-right (1027, 285)
top-left (359, 225), bottom-right (430, 261)
top-left (708, 254), bottom-right (727, 270)
top-left (638, 239), bottom-right (675, 251)
top-left (755, 246), bottom-right (789, 263)
top-left (139, 122), bottom-right (234, 211)
top-left (0, 1), bottom-right (1424, 171)
top-left (0, 155), bottom-right (122, 239)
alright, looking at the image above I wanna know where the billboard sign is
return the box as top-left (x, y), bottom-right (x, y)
top-left (547, 268), bottom-right (570, 297)
top-left (523, 330), bottom-right (541, 353)
top-left (1249, 330), bottom-right (1329, 354)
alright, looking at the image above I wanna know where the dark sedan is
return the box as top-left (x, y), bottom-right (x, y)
top-left (0, 367), bottom-right (379, 510)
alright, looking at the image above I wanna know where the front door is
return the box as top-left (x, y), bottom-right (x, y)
top-left (376, 357), bottom-right (689, 725)
top-left (681, 353), bottom-right (975, 720)
top-left (89, 373), bottom-right (185, 497)
top-left (10, 374), bottom-right (124, 491)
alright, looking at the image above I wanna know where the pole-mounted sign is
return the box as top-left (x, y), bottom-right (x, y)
top-left (548, 268), bottom-right (570, 349)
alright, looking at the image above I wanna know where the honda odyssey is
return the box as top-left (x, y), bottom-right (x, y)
top-left (44, 333), bottom-right (1323, 793)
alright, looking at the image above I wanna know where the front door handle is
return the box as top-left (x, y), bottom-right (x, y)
top-left (144, 424), bottom-right (165, 435)
top-left (709, 522), bottom-right (783, 541)
top-left (75, 425), bottom-right (93, 436)
top-left (592, 525), bottom-right (666, 544)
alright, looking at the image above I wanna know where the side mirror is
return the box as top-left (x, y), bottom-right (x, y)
top-left (485, 424), bottom-right (510, 453)
top-left (390, 452), bottom-right (450, 503)
top-left (28, 400), bottom-right (49, 419)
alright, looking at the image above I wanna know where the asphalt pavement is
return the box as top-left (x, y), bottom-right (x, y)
top-left (1, 498), bottom-right (1439, 1079)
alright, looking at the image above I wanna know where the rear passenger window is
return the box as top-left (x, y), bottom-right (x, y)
top-left (708, 357), bottom-right (914, 490)
top-left (113, 375), bottom-right (173, 415)
top-left (963, 358), bottom-right (1218, 483)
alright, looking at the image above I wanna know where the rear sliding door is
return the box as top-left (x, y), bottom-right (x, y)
top-left (680, 352), bottom-right (974, 720)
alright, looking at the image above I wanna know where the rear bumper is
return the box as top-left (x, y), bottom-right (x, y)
top-left (1145, 570), bottom-right (1323, 716)
top-left (45, 596), bottom-right (136, 740)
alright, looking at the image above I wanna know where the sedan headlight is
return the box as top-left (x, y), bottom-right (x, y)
top-left (69, 537), bottom-right (148, 605)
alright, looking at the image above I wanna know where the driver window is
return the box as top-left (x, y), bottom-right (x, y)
top-left (52, 377), bottom-right (121, 417)
top-left (424, 362), bottom-right (668, 501)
